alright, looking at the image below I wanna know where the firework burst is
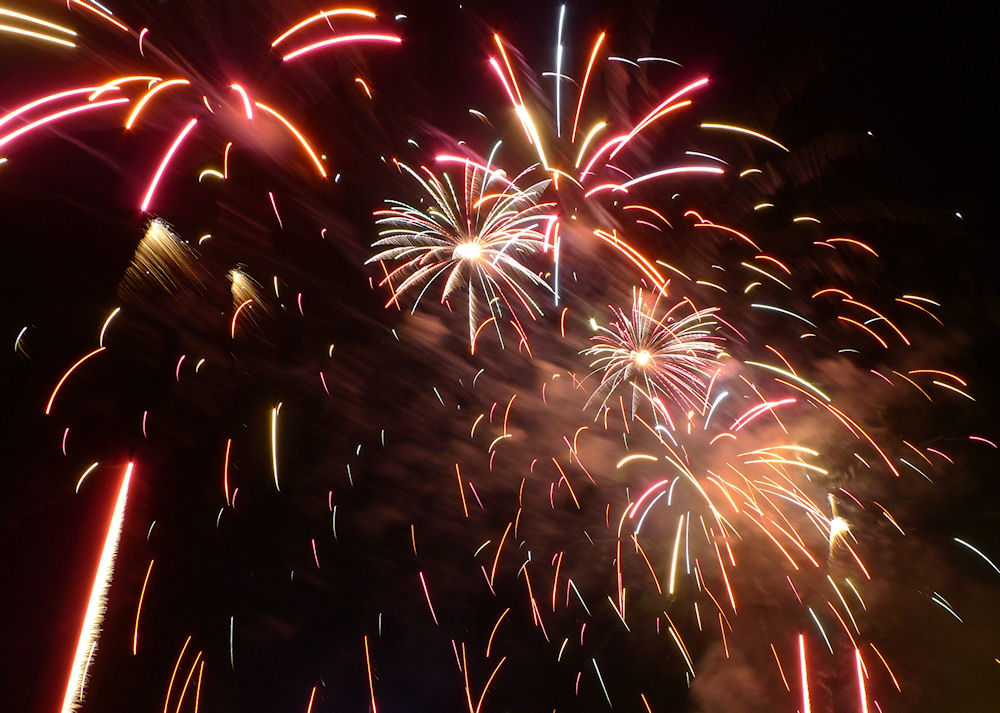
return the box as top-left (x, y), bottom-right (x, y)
top-left (583, 288), bottom-right (725, 423)
top-left (369, 159), bottom-right (557, 349)
top-left (3, 4), bottom-right (996, 713)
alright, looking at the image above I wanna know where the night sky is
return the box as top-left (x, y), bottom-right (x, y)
top-left (2, 1), bottom-right (999, 712)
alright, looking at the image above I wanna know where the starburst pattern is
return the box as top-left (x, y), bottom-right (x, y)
top-left (369, 159), bottom-right (557, 348)
top-left (584, 288), bottom-right (725, 422)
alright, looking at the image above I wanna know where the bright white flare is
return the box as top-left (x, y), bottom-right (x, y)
top-left (454, 241), bottom-right (482, 261)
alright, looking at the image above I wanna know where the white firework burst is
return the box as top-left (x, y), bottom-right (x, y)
top-left (584, 288), bottom-right (726, 423)
top-left (368, 159), bottom-right (557, 348)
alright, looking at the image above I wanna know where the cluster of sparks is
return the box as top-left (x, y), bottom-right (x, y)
top-left (3, 3), bottom-right (998, 713)
top-left (582, 289), bottom-right (725, 423)
top-left (369, 159), bottom-right (555, 347)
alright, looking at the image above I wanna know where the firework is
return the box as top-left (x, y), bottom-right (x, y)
top-left (583, 287), bottom-right (725, 423)
top-left (378, 10), bottom-right (995, 712)
top-left (369, 159), bottom-right (557, 348)
top-left (2, 4), bottom-right (995, 713)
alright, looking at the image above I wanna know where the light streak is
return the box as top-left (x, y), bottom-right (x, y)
top-left (0, 98), bottom-right (129, 151)
top-left (418, 571), bottom-right (439, 624)
top-left (751, 303), bottom-right (815, 326)
top-left (230, 298), bottom-right (253, 338)
top-left (616, 165), bottom-right (723, 191)
top-left (554, 5), bottom-right (565, 137)
top-left (668, 514), bottom-right (684, 594)
top-left (799, 634), bottom-right (811, 713)
top-left (592, 658), bottom-right (612, 707)
top-left (354, 77), bottom-right (372, 98)
top-left (229, 83), bottom-right (253, 119)
top-left (222, 438), bottom-right (232, 505)
top-left (0, 23), bottom-right (75, 48)
top-left (0, 8), bottom-right (77, 37)
top-left (271, 406), bottom-right (280, 491)
top-left (254, 101), bottom-right (327, 178)
top-left (198, 169), bottom-right (224, 181)
top-left (954, 538), bottom-right (1000, 574)
top-left (570, 32), bottom-right (606, 142)
top-left (75, 462), bottom-right (99, 493)
top-left (98, 307), bottom-right (120, 347)
top-left (610, 78), bottom-right (709, 158)
top-left (133, 560), bottom-right (154, 655)
top-left (745, 361), bottom-right (830, 402)
top-left (69, 0), bottom-right (129, 32)
top-left (616, 454), bottom-right (657, 469)
top-left (700, 122), bottom-right (789, 151)
top-left (59, 462), bottom-right (133, 713)
top-left (271, 8), bottom-right (377, 46)
top-left (162, 637), bottom-right (192, 713)
top-left (45, 347), bottom-right (106, 415)
top-left (855, 648), bottom-right (869, 713)
top-left (140, 118), bottom-right (199, 212)
top-left (124, 79), bottom-right (190, 130)
top-left (281, 33), bottom-right (401, 62)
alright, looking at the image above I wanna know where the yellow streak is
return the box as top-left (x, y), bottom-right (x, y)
top-left (132, 560), bottom-right (155, 655)
top-left (125, 79), bottom-right (190, 130)
top-left (574, 121), bottom-right (607, 168)
top-left (615, 454), bottom-right (657, 469)
top-left (475, 656), bottom-right (507, 713)
top-left (162, 636), bottom-right (192, 713)
top-left (271, 8), bottom-right (376, 47)
top-left (363, 635), bottom-right (378, 713)
top-left (198, 169), bottom-right (225, 181)
top-left (75, 462), bottom-right (99, 493)
top-left (485, 608), bottom-right (509, 658)
top-left (701, 122), bottom-right (789, 151)
top-left (771, 643), bottom-right (790, 691)
top-left (173, 650), bottom-right (203, 713)
top-left (254, 101), bottom-right (327, 178)
top-left (88, 76), bottom-right (161, 101)
top-left (46, 347), bottom-right (105, 415)
top-left (570, 32), bottom-right (606, 142)
top-left (0, 23), bottom-right (75, 47)
top-left (0, 8), bottom-right (77, 35)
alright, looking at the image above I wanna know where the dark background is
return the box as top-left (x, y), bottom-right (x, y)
top-left (2, 1), bottom-right (998, 711)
